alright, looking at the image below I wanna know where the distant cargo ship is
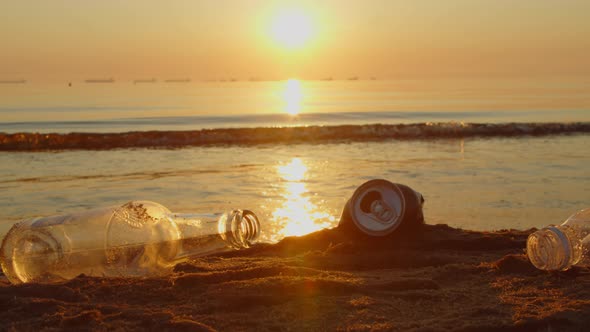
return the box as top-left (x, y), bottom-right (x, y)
top-left (164, 78), bottom-right (191, 83)
top-left (0, 79), bottom-right (26, 84)
top-left (85, 78), bottom-right (115, 83)
top-left (133, 78), bottom-right (157, 84)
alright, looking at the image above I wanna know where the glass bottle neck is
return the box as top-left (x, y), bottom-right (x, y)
top-left (168, 209), bottom-right (260, 262)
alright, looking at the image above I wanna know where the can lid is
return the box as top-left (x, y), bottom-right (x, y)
top-left (349, 179), bottom-right (405, 236)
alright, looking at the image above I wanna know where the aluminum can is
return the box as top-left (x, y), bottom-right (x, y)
top-left (338, 179), bottom-right (424, 236)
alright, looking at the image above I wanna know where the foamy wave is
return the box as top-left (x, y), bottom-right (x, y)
top-left (1, 122), bottom-right (588, 151)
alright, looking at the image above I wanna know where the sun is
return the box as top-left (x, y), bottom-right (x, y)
top-left (270, 8), bottom-right (314, 50)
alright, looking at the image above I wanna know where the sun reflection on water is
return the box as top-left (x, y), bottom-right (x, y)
top-left (277, 156), bottom-right (307, 181)
top-left (272, 158), bottom-right (335, 239)
top-left (282, 79), bottom-right (303, 115)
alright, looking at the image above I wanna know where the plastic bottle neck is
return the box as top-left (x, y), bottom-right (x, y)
top-left (527, 226), bottom-right (574, 271)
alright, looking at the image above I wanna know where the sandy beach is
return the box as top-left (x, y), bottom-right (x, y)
top-left (1, 224), bottom-right (588, 331)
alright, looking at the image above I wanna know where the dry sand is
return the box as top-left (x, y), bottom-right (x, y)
top-left (1, 224), bottom-right (589, 331)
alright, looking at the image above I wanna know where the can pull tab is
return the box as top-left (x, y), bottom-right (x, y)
top-left (360, 190), bottom-right (398, 224)
top-left (370, 200), bottom-right (396, 223)
top-left (370, 199), bottom-right (397, 223)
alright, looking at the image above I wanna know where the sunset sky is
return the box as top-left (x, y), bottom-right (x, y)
top-left (2, 0), bottom-right (589, 82)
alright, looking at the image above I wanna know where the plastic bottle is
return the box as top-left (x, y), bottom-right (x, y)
top-left (0, 201), bottom-right (260, 284)
top-left (527, 208), bottom-right (590, 271)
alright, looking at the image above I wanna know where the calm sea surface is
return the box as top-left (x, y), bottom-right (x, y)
top-left (0, 79), bottom-right (589, 241)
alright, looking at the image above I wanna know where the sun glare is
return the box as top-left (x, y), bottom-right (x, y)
top-left (271, 9), bottom-right (314, 50)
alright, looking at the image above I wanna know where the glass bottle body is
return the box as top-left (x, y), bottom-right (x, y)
top-left (0, 201), bottom-right (259, 284)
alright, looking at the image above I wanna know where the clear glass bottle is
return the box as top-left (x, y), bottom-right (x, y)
top-left (527, 208), bottom-right (590, 271)
top-left (0, 201), bottom-right (260, 284)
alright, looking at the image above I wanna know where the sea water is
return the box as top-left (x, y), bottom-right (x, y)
top-left (1, 79), bottom-right (589, 242)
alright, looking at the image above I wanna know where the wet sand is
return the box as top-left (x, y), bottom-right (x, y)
top-left (1, 224), bottom-right (589, 331)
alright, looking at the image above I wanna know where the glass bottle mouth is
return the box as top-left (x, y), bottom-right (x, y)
top-left (527, 226), bottom-right (572, 271)
top-left (220, 209), bottom-right (260, 249)
top-left (239, 210), bottom-right (261, 245)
